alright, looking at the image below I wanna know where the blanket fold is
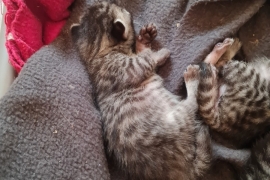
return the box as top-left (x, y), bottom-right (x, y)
top-left (1, 0), bottom-right (270, 179)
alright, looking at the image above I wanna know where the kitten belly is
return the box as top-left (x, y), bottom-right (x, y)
top-left (217, 84), bottom-right (227, 107)
top-left (166, 111), bottom-right (176, 123)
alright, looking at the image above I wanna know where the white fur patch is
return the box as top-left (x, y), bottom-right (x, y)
top-left (219, 84), bottom-right (227, 98)
top-left (166, 111), bottom-right (175, 123)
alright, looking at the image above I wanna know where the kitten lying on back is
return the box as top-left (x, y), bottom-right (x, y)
top-left (71, 2), bottom-right (211, 180)
top-left (198, 38), bottom-right (270, 148)
top-left (197, 38), bottom-right (270, 179)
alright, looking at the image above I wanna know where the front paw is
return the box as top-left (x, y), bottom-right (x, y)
top-left (184, 65), bottom-right (200, 97)
top-left (137, 23), bottom-right (157, 47)
top-left (184, 65), bottom-right (200, 82)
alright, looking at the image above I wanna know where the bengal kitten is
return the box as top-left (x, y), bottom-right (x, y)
top-left (71, 2), bottom-right (212, 180)
top-left (198, 38), bottom-right (270, 148)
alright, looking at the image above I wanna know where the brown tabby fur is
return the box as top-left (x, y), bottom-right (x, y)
top-left (71, 2), bottom-right (211, 180)
top-left (198, 38), bottom-right (270, 179)
top-left (240, 131), bottom-right (270, 180)
top-left (198, 38), bottom-right (270, 148)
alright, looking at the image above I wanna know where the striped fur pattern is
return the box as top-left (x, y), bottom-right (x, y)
top-left (240, 132), bottom-right (270, 180)
top-left (71, 2), bottom-right (211, 180)
top-left (198, 38), bottom-right (270, 148)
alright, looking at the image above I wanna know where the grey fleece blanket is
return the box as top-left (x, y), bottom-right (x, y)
top-left (1, 0), bottom-right (270, 179)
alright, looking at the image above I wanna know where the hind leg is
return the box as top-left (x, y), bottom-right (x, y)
top-left (181, 65), bottom-right (200, 112)
top-left (204, 38), bottom-right (242, 68)
top-left (183, 66), bottom-right (212, 177)
top-left (216, 38), bottom-right (242, 68)
top-left (198, 39), bottom-right (230, 118)
top-left (198, 38), bottom-right (241, 129)
top-left (204, 38), bottom-right (234, 65)
top-left (178, 65), bottom-right (213, 177)
top-left (184, 65), bottom-right (200, 98)
top-left (193, 125), bottom-right (211, 176)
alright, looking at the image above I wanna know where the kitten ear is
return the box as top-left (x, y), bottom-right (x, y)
top-left (112, 19), bottom-right (128, 40)
top-left (70, 23), bottom-right (80, 42)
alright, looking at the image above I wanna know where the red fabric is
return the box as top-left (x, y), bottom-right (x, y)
top-left (3, 0), bottom-right (74, 73)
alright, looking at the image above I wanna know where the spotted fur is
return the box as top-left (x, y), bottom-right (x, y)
top-left (71, 2), bottom-right (211, 180)
top-left (198, 38), bottom-right (270, 148)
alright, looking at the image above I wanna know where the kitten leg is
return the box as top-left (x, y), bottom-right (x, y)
top-left (150, 48), bottom-right (171, 66)
top-left (183, 65), bottom-right (212, 176)
top-left (198, 38), bottom-right (241, 130)
top-left (136, 23), bottom-right (157, 53)
top-left (193, 125), bottom-right (212, 176)
top-left (204, 38), bottom-right (234, 65)
top-left (184, 64), bottom-right (200, 97)
top-left (204, 38), bottom-right (242, 68)
top-left (215, 38), bottom-right (242, 68)
top-left (212, 141), bottom-right (251, 167)
top-left (136, 24), bottom-right (170, 66)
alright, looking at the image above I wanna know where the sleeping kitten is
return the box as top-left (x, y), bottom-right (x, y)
top-left (71, 2), bottom-right (211, 180)
top-left (197, 38), bottom-right (270, 148)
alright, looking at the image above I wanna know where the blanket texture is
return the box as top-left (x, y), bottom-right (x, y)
top-left (1, 0), bottom-right (270, 179)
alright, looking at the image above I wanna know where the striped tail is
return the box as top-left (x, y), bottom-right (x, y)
top-left (198, 62), bottom-right (221, 129)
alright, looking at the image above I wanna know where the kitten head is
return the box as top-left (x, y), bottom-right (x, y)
top-left (71, 2), bottom-right (135, 61)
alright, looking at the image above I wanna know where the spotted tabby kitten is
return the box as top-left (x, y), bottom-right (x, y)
top-left (71, 2), bottom-right (211, 180)
top-left (198, 38), bottom-right (270, 179)
top-left (198, 38), bottom-right (270, 148)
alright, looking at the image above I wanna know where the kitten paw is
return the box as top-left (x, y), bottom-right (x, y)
top-left (138, 23), bottom-right (157, 46)
top-left (136, 23), bottom-right (157, 53)
top-left (215, 38), bottom-right (242, 68)
top-left (184, 64), bottom-right (200, 82)
top-left (204, 38), bottom-right (234, 65)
